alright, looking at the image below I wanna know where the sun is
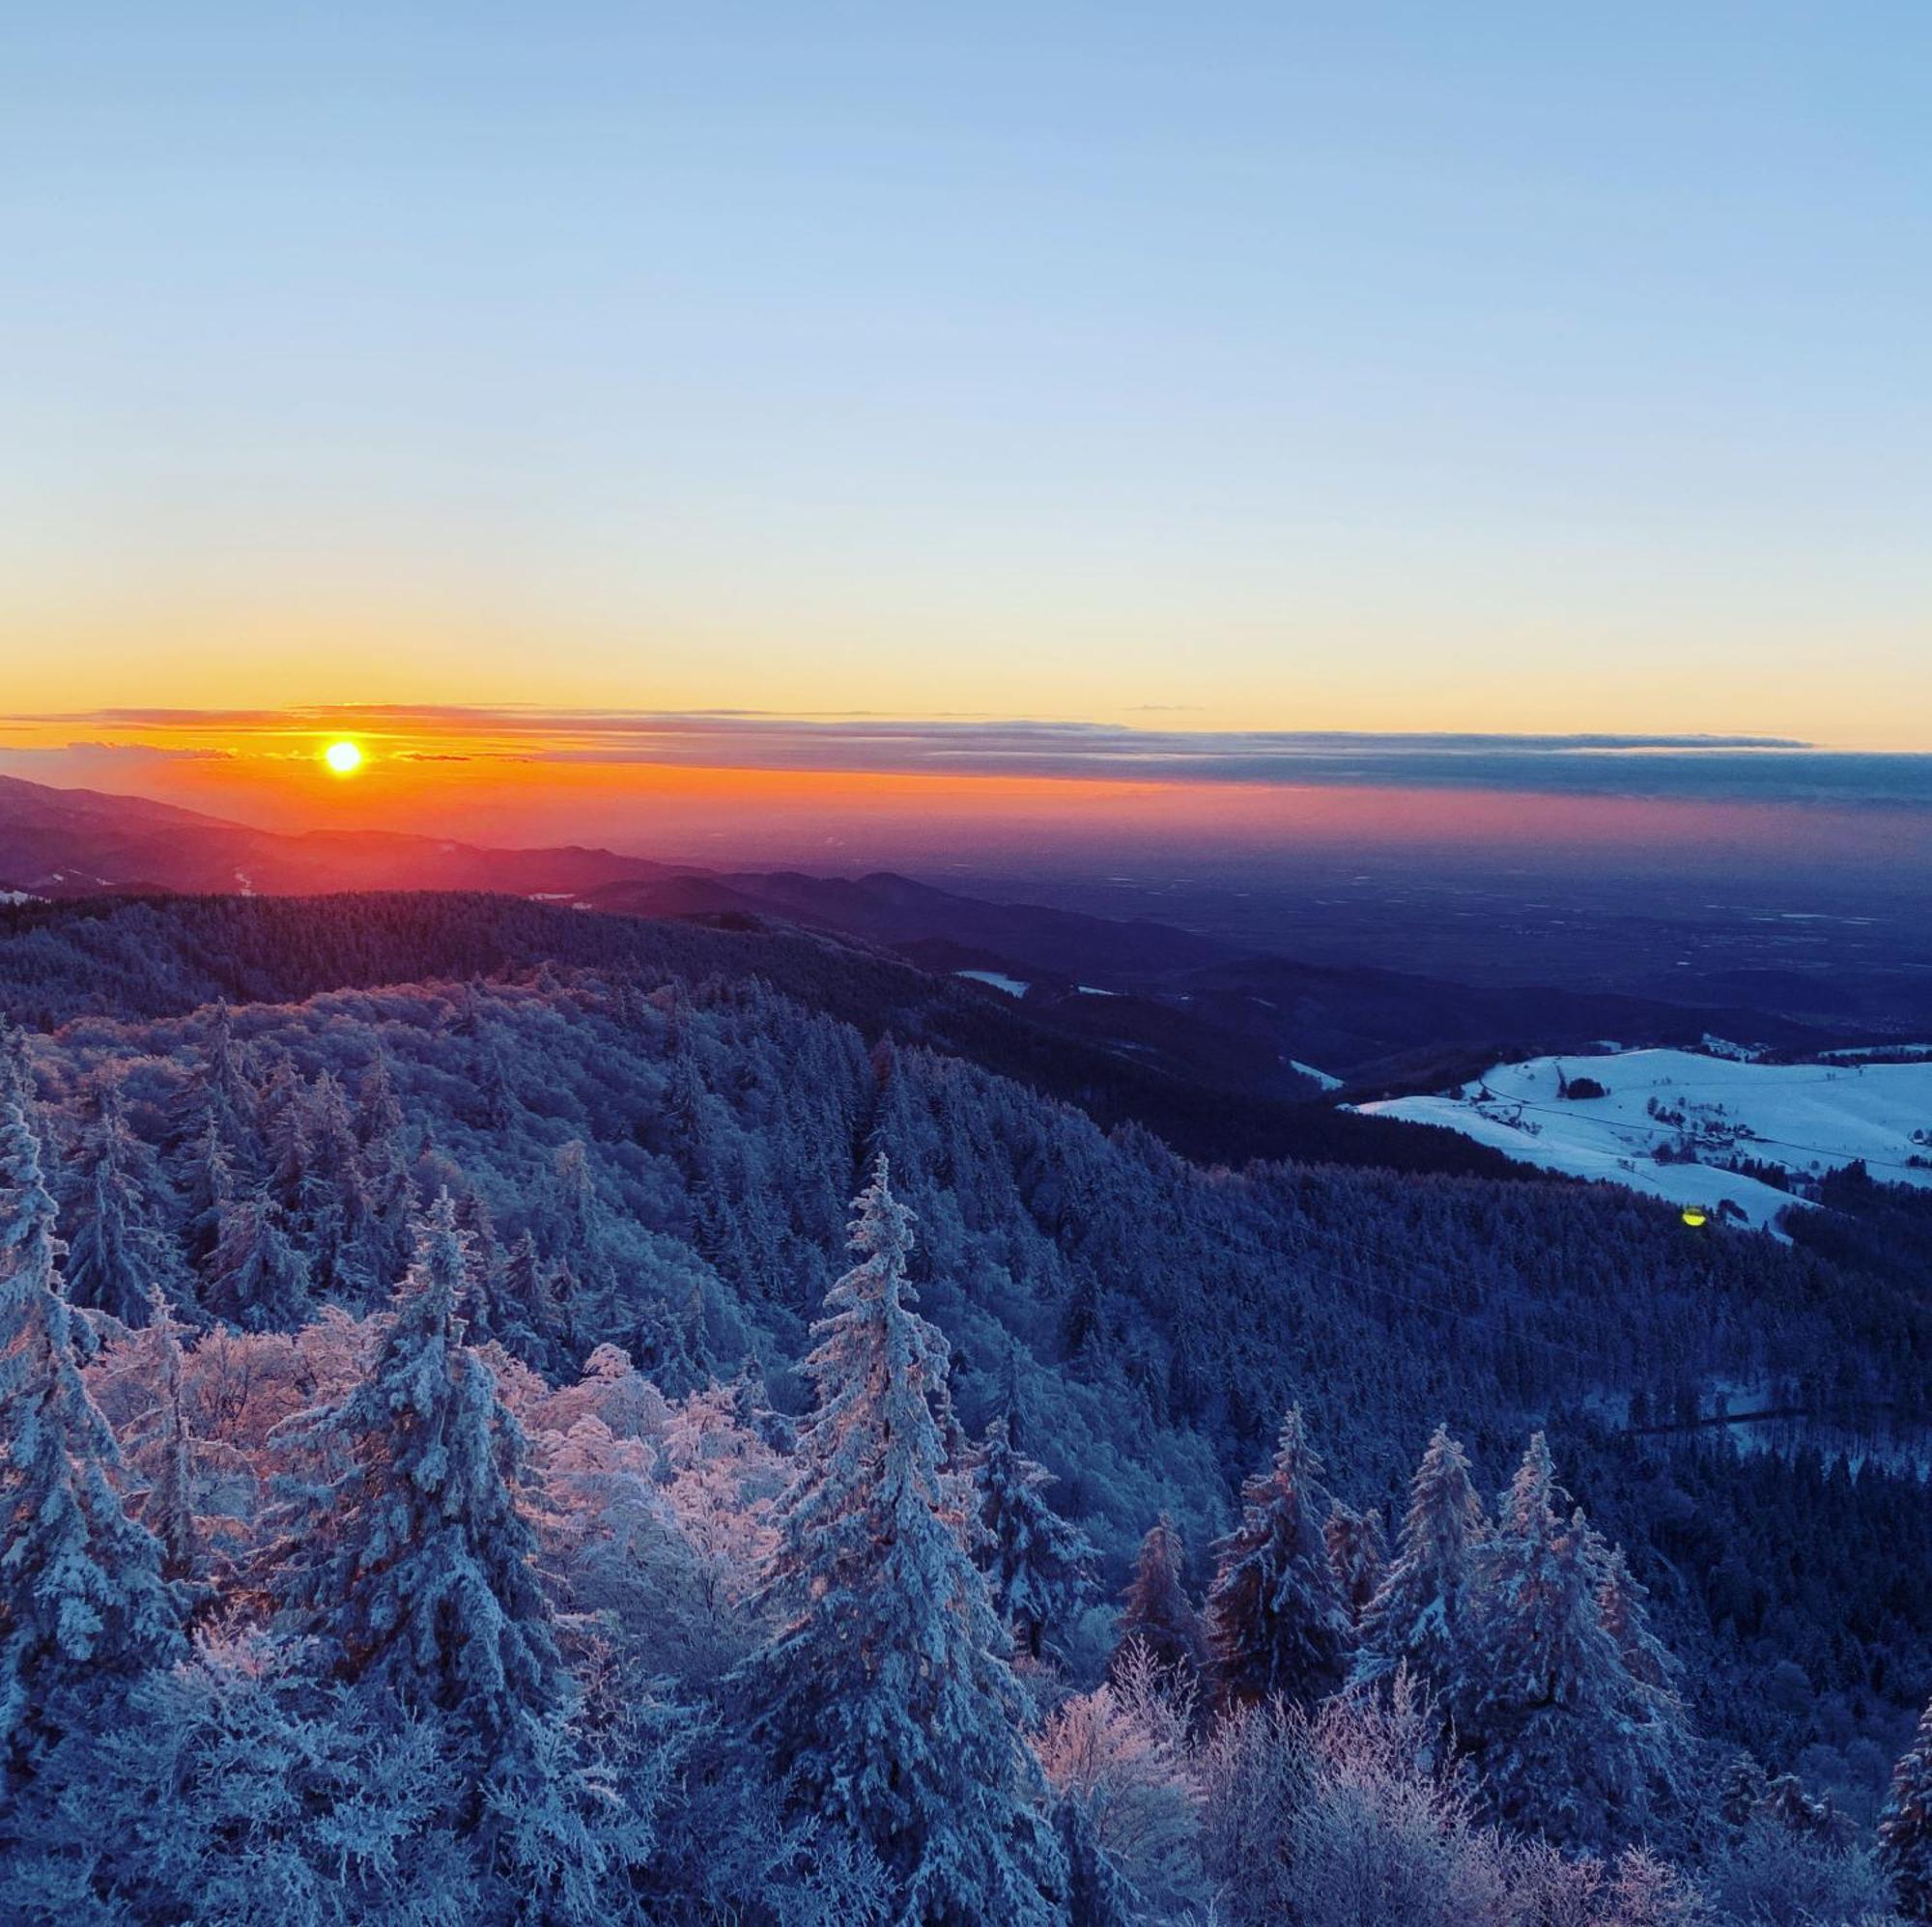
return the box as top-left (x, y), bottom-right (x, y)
top-left (323, 740), bottom-right (364, 776)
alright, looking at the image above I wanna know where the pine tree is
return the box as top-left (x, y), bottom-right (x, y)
top-left (1115, 1514), bottom-right (1206, 1681)
top-left (268, 1191), bottom-right (564, 1743)
top-left (1204, 1406), bottom-right (1351, 1711)
top-left (356, 1049), bottom-right (406, 1146)
top-left (499, 1229), bottom-right (566, 1369)
top-left (62, 1110), bottom-right (152, 1326)
top-left (1593, 1542), bottom-right (1678, 1694)
top-left (62, 1085), bottom-right (180, 1326)
top-left (738, 1159), bottom-right (1065, 1923)
top-left (201, 1000), bottom-right (257, 1140)
top-left (1323, 1501), bottom-right (1386, 1629)
top-left (178, 1119), bottom-right (235, 1269)
top-left (264, 1072), bottom-right (320, 1224)
top-left (1719, 1751), bottom-right (1765, 1836)
top-left (131, 1285), bottom-right (200, 1580)
top-left (975, 1413), bottom-right (1096, 1663)
top-left (1880, 1698), bottom-right (1932, 1920)
top-left (0, 1017), bottom-right (34, 1119)
top-left (203, 1186), bottom-right (311, 1330)
top-left (1352, 1423), bottom-right (1486, 1698)
top-left (1456, 1434), bottom-right (1683, 1850)
top-left (0, 1104), bottom-right (182, 1768)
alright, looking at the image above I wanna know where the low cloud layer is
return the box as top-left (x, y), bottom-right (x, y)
top-left (6, 707), bottom-right (1930, 811)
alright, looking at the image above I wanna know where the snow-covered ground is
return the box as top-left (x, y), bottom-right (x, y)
top-left (1354, 1048), bottom-right (1932, 1231)
top-left (1290, 1060), bottom-right (1345, 1092)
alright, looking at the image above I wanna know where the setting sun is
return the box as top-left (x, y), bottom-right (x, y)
top-left (323, 740), bottom-right (363, 776)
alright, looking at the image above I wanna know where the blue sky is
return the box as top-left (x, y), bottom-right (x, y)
top-left (3, 4), bottom-right (1927, 743)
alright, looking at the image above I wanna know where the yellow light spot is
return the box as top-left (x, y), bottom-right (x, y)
top-left (1681, 1207), bottom-right (1708, 1229)
top-left (323, 741), bottom-right (363, 776)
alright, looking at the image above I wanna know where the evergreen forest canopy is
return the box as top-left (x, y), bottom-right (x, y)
top-left (2, 891), bottom-right (1931, 1925)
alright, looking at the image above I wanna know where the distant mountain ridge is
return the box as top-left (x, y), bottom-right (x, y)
top-left (0, 773), bottom-right (674, 898)
top-left (0, 774), bottom-right (1847, 1091)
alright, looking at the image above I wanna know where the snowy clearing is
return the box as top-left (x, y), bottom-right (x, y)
top-left (1353, 1048), bottom-right (1932, 1231)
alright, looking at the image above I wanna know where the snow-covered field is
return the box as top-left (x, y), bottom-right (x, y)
top-left (1354, 1048), bottom-right (1932, 1231)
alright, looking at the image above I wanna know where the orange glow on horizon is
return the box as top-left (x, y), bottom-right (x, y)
top-left (0, 708), bottom-right (1920, 878)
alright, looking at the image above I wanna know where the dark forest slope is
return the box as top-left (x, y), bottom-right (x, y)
top-left (0, 892), bottom-right (1516, 1175)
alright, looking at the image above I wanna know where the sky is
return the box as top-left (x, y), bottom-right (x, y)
top-left (2, 5), bottom-right (1928, 858)
top-left (3, 5), bottom-right (1932, 884)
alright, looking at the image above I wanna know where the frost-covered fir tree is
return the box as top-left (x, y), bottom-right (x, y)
top-left (356, 1048), bottom-right (406, 1145)
top-left (1456, 1433), bottom-right (1683, 1850)
top-left (975, 1412), bottom-right (1096, 1662)
top-left (1352, 1423), bottom-right (1486, 1698)
top-left (204, 1185), bottom-right (311, 1330)
top-left (0, 1017), bottom-right (34, 1118)
top-left (1880, 1697), bottom-right (1932, 1920)
top-left (62, 1085), bottom-right (181, 1326)
top-left (1204, 1406), bottom-right (1352, 1711)
top-left (201, 999), bottom-right (257, 1139)
top-left (0, 1103), bottom-right (182, 1769)
top-left (738, 1159), bottom-right (1065, 1923)
top-left (1323, 1501), bottom-right (1386, 1629)
top-left (499, 1228), bottom-right (568, 1372)
top-left (1593, 1541), bottom-right (1679, 1696)
top-left (131, 1285), bottom-right (200, 1580)
top-left (1115, 1513), bottom-right (1207, 1681)
top-left (268, 1191), bottom-right (564, 1743)
top-left (178, 1118), bottom-right (235, 1269)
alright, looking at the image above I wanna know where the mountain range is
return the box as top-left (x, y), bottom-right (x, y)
top-left (0, 773), bottom-right (1865, 1100)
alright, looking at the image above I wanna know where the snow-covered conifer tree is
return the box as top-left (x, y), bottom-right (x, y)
top-left (1456, 1433), bottom-right (1682, 1849)
top-left (1593, 1541), bottom-right (1679, 1694)
top-left (1352, 1423), bottom-right (1486, 1698)
top-left (738, 1159), bottom-right (1065, 1922)
top-left (131, 1284), bottom-right (200, 1578)
top-left (1115, 1514), bottom-right (1206, 1681)
top-left (179, 1118), bottom-right (235, 1269)
top-left (1204, 1406), bottom-right (1351, 1710)
top-left (356, 1048), bottom-right (406, 1146)
top-left (1880, 1697), bottom-right (1932, 1920)
top-left (63, 1085), bottom-right (181, 1326)
top-left (0, 1017), bottom-right (35, 1118)
top-left (975, 1412), bottom-right (1096, 1663)
top-left (203, 1186), bottom-right (311, 1330)
top-left (268, 1190), bottom-right (564, 1743)
top-left (1323, 1501), bottom-right (1386, 1629)
top-left (0, 1103), bottom-right (182, 1768)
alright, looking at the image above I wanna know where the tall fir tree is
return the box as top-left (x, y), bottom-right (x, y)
top-left (738, 1159), bottom-right (1065, 1923)
top-left (975, 1413), bottom-right (1096, 1663)
top-left (62, 1085), bottom-right (181, 1326)
top-left (0, 1104), bottom-right (182, 1771)
top-left (1880, 1698), bottom-right (1932, 1921)
top-left (129, 1284), bottom-right (200, 1580)
top-left (203, 1186), bottom-right (311, 1331)
top-left (1455, 1433), bottom-right (1684, 1850)
top-left (1323, 1501), bottom-right (1387, 1629)
top-left (1352, 1423), bottom-right (1486, 1698)
top-left (1115, 1513), bottom-right (1206, 1681)
top-left (268, 1191), bottom-right (564, 1744)
top-left (1204, 1405), bottom-right (1351, 1710)
top-left (356, 1048), bottom-right (406, 1146)
top-left (178, 1118), bottom-right (236, 1270)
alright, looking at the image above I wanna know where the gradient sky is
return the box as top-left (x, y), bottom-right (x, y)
top-left (5, 4), bottom-right (1928, 747)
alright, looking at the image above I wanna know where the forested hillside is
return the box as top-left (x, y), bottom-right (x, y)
top-left (4, 893), bottom-right (1931, 1922)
